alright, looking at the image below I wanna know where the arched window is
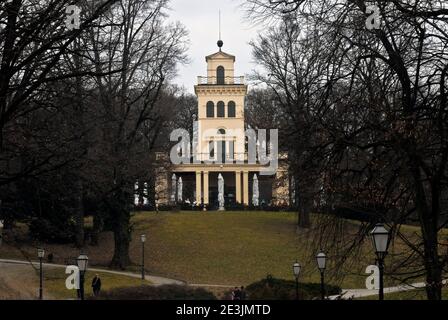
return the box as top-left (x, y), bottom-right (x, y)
top-left (228, 101), bottom-right (236, 117)
top-left (218, 129), bottom-right (226, 135)
top-left (217, 101), bottom-right (225, 117)
top-left (206, 101), bottom-right (214, 118)
top-left (216, 66), bottom-right (225, 84)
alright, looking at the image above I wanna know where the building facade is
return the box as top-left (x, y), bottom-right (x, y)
top-left (155, 42), bottom-right (290, 209)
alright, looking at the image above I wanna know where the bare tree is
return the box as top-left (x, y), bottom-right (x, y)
top-left (84, 0), bottom-right (187, 268)
top-left (246, 0), bottom-right (448, 299)
top-left (0, 0), bottom-right (120, 241)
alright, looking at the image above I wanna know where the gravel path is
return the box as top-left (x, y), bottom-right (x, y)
top-left (0, 259), bottom-right (184, 288)
top-left (0, 262), bottom-right (54, 300)
top-left (5, 258), bottom-right (442, 300)
top-left (329, 279), bottom-right (448, 299)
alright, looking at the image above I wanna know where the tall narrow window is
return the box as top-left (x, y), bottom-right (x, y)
top-left (206, 101), bottom-right (214, 118)
top-left (228, 140), bottom-right (235, 161)
top-left (217, 101), bottom-right (225, 117)
top-left (217, 129), bottom-right (226, 163)
top-left (228, 101), bottom-right (236, 117)
top-left (217, 66), bottom-right (225, 84)
top-left (209, 141), bottom-right (215, 159)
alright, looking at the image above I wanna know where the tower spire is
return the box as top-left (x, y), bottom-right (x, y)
top-left (217, 9), bottom-right (223, 51)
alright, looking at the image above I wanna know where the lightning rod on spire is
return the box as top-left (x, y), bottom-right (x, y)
top-left (217, 9), bottom-right (223, 51)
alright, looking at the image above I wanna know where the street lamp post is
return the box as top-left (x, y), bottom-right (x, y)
top-left (141, 234), bottom-right (146, 282)
top-left (370, 223), bottom-right (390, 301)
top-left (37, 248), bottom-right (45, 300)
top-left (77, 254), bottom-right (89, 300)
top-left (316, 252), bottom-right (326, 300)
top-left (293, 261), bottom-right (301, 300)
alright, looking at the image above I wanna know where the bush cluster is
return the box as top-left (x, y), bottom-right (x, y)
top-left (244, 275), bottom-right (341, 300)
top-left (91, 284), bottom-right (217, 300)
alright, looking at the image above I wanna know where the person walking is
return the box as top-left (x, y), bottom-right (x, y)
top-left (91, 274), bottom-right (102, 297)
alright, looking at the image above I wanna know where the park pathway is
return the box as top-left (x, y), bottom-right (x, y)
top-left (330, 279), bottom-right (448, 299)
top-left (0, 261), bottom-right (51, 299)
top-left (2, 258), bottom-right (445, 299)
top-left (0, 258), bottom-right (184, 286)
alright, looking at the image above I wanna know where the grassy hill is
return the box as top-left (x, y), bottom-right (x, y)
top-left (1, 211), bottom-right (441, 294)
top-left (1, 211), bottom-right (380, 288)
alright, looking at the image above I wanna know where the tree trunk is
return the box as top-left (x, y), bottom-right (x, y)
top-left (109, 186), bottom-right (132, 269)
top-left (110, 208), bottom-right (131, 269)
top-left (72, 37), bottom-right (85, 248)
top-left (421, 207), bottom-right (442, 300)
top-left (73, 177), bottom-right (84, 248)
top-left (91, 213), bottom-right (104, 246)
top-left (424, 250), bottom-right (442, 300)
top-left (409, 155), bottom-right (442, 300)
top-left (298, 197), bottom-right (311, 228)
top-left (296, 175), bottom-right (311, 229)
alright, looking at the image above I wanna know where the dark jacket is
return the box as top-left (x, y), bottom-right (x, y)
top-left (92, 277), bottom-right (101, 289)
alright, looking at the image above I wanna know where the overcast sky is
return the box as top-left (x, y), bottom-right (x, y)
top-left (168, 0), bottom-right (261, 94)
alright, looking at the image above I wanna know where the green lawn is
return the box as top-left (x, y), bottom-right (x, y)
top-left (43, 268), bottom-right (145, 300)
top-left (133, 211), bottom-right (304, 286)
top-left (129, 211), bottom-right (373, 287)
top-left (1, 211), bottom-right (442, 294)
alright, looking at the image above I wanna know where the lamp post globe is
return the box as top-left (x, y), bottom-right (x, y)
top-left (77, 254), bottom-right (89, 273)
top-left (141, 234), bottom-right (146, 243)
top-left (370, 224), bottom-right (390, 260)
top-left (293, 261), bottom-right (301, 278)
top-left (370, 224), bottom-right (390, 300)
top-left (316, 252), bottom-right (326, 272)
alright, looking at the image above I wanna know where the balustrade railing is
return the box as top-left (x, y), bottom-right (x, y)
top-left (197, 76), bottom-right (245, 85)
top-left (190, 152), bottom-right (254, 163)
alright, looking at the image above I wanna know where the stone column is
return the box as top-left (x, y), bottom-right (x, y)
top-left (243, 171), bottom-right (249, 206)
top-left (196, 171), bottom-right (202, 205)
top-left (235, 171), bottom-right (242, 204)
top-left (203, 171), bottom-right (209, 205)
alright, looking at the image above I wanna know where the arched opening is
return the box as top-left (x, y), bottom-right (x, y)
top-left (228, 101), bottom-right (236, 117)
top-left (216, 66), bottom-right (225, 84)
top-left (206, 101), bottom-right (214, 118)
top-left (217, 101), bottom-right (225, 117)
